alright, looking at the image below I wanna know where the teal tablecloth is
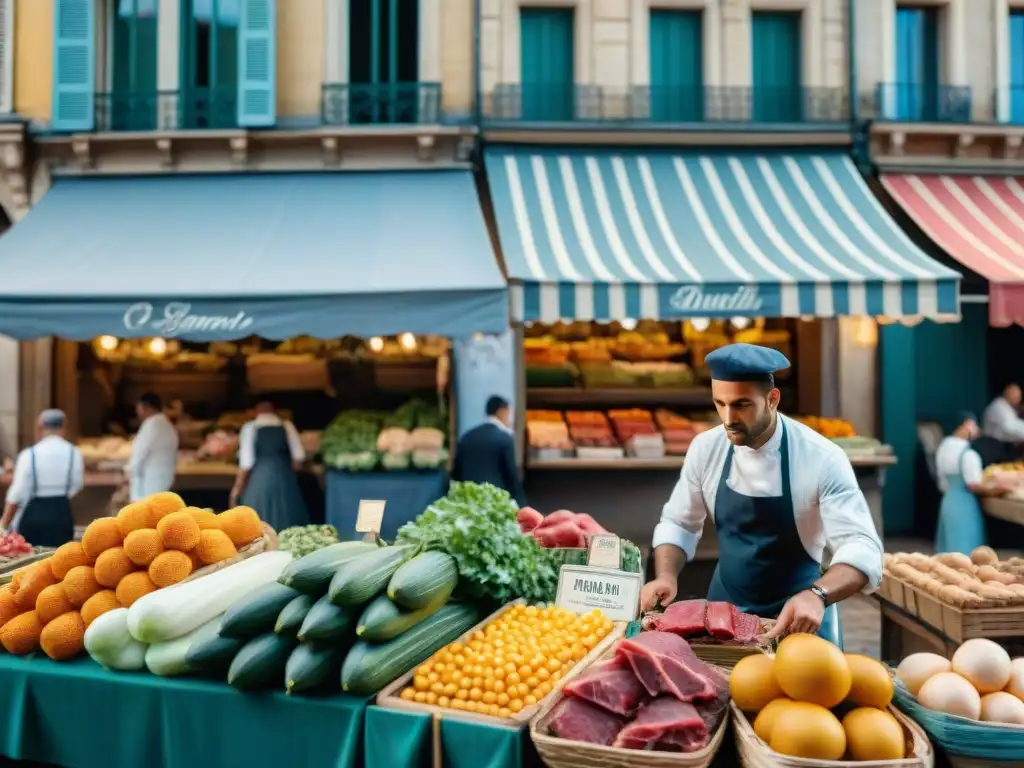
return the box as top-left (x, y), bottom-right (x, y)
top-left (324, 469), bottom-right (448, 540)
top-left (0, 655), bottom-right (371, 768)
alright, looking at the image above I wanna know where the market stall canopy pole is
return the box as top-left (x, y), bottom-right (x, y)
top-left (485, 147), bottom-right (962, 323)
top-left (0, 172), bottom-right (509, 341)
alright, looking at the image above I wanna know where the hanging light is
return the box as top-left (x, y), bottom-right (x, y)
top-left (619, 318), bottom-right (638, 331)
top-left (98, 335), bottom-right (119, 351)
top-left (875, 316), bottom-right (894, 326)
top-left (730, 316), bottom-right (752, 330)
top-left (148, 338), bottom-right (167, 357)
top-left (399, 333), bottom-right (418, 351)
top-left (368, 337), bottom-right (385, 353)
top-left (899, 315), bottom-right (923, 327)
top-left (689, 318), bottom-right (710, 332)
top-left (800, 315), bottom-right (815, 323)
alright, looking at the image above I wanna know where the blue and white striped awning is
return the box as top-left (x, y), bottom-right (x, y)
top-left (484, 148), bottom-right (962, 322)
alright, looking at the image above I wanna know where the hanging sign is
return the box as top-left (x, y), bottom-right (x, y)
top-left (555, 565), bottom-right (642, 623)
top-left (356, 499), bottom-right (387, 535)
top-left (587, 534), bottom-right (622, 569)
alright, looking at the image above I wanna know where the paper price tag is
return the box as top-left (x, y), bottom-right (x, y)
top-left (355, 499), bottom-right (386, 535)
top-left (587, 534), bottom-right (621, 569)
top-left (555, 565), bottom-right (641, 623)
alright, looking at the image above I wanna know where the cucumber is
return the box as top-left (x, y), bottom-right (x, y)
top-left (220, 583), bottom-right (301, 639)
top-left (388, 551), bottom-right (459, 610)
top-left (356, 593), bottom-right (447, 641)
top-left (227, 632), bottom-right (297, 691)
top-left (328, 545), bottom-right (416, 607)
top-left (275, 594), bottom-right (316, 639)
top-left (297, 594), bottom-right (357, 643)
top-left (341, 602), bottom-right (480, 696)
top-left (278, 541), bottom-right (378, 595)
top-left (285, 642), bottom-right (347, 695)
top-left (185, 632), bottom-right (246, 675)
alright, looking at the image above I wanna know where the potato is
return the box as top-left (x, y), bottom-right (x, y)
top-left (972, 546), bottom-right (1000, 566)
top-left (977, 565), bottom-right (1002, 582)
top-left (932, 564), bottom-right (969, 587)
top-left (939, 585), bottom-right (976, 607)
top-left (936, 552), bottom-right (974, 571)
top-left (908, 553), bottom-right (934, 571)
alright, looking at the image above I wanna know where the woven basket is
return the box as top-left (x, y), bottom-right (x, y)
top-left (687, 620), bottom-right (776, 670)
top-left (181, 522), bottom-right (277, 583)
top-left (731, 701), bottom-right (934, 768)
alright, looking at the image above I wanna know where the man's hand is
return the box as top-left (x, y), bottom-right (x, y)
top-left (761, 589), bottom-right (825, 641)
top-left (640, 576), bottom-right (677, 612)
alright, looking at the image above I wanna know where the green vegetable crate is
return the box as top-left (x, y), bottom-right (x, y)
top-left (375, 599), bottom-right (626, 730)
top-left (550, 542), bottom-right (644, 574)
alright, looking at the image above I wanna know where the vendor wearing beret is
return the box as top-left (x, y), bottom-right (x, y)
top-left (640, 343), bottom-right (884, 646)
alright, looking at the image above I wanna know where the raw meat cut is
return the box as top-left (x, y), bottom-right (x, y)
top-left (534, 522), bottom-right (587, 548)
top-left (574, 513), bottom-right (607, 537)
top-left (546, 696), bottom-right (626, 746)
top-left (562, 657), bottom-right (649, 716)
top-left (536, 509), bottom-right (577, 529)
top-left (516, 506), bottom-right (544, 533)
top-left (730, 606), bottom-right (761, 643)
top-left (704, 602), bottom-right (736, 639)
top-left (643, 600), bottom-right (707, 635)
top-left (612, 697), bottom-right (710, 752)
top-left (615, 632), bottom-right (718, 702)
top-left (693, 664), bottom-right (730, 732)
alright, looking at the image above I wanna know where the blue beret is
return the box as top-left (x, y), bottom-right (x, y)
top-left (705, 343), bottom-right (791, 382)
top-left (945, 411), bottom-right (977, 433)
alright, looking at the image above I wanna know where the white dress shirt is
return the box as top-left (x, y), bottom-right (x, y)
top-left (237, 414), bottom-right (306, 471)
top-left (934, 435), bottom-right (983, 493)
top-left (129, 413), bottom-right (179, 501)
top-left (652, 414), bottom-right (884, 591)
top-left (983, 397), bottom-right (1024, 443)
top-left (6, 435), bottom-right (84, 508)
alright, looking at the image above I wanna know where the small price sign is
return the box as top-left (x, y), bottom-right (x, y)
top-left (355, 499), bottom-right (386, 536)
top-left (555, 565), bottom-right (642, 623)
top-left (587, 534), bottom-right (621, 569)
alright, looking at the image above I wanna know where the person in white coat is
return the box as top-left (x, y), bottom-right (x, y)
top-left (982, 384), bottom-right (1024, 462)
top-left (128, 392), bottom-right (179, 501)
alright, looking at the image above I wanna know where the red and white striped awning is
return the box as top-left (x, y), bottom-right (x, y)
top-left (882, 174), bottom-right (1024, 326)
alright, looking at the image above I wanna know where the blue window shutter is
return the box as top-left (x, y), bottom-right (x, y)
top-left (751, 12), bottom-right (801, 122)
top-left (237, 0), bottom-right (276, 128)
top-left (520, 9), bottom-right (574, 121)
top-left (649, 10), bottom-right (703, 121)
top-left (51, 0), bottom-right (95, 131)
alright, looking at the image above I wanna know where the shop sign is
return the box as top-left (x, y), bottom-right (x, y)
top-left (123, 302), bottom-right (254, 338)
top-left (555, 565), bottom-right (641, 622)
top-left (668, 285), bottom-right (763, 314)
top-left (355, 499), bottom-right (387, 535)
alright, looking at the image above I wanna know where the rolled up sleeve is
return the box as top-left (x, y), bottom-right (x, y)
top-left (237, 424), bottom-right (256, 471)
top-left (820, 450), bottom-right (884, 592)
top-left (652, 444), bottom-right (708, 563)
top-left (5, 451), bottom-right (30, 506)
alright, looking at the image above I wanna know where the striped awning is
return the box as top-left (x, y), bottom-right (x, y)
top-left (485, 148), bottom-right (961, 323)
top-left (882, 174), bottom-right (1024, 327)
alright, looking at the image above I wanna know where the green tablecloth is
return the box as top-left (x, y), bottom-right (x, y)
top-left (0, 655), bottom-right (371, 768)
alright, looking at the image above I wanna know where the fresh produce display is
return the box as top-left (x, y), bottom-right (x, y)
top-left (515, 507), bottom-right (643, 574)
top-left (884, 548), bottom-right (1024, 607)
top-left (396, 603), bottom-right (614, 718)
top-left (396, 482), bottom-right (560, 604)
top-left (525, 412), bottom-right (573, 452)
top-left (565, 412), bottom-right (618, 449)
top-left (320, 398), bottom-right (448, 472)
top-left (526, 409), bottom-right (715, 458)
top-left (0, 532), bottom-right (34, 559)
top-left (729, 633), bottom-right (905, 760)
top-left (655, 410), bottom-right (713, 456)
top-left (642, 600), bottom-right (763, 645)
top-left (541, 631), bottom-right (727, 751)
top-left (277, 524), bottom-right (340, 558)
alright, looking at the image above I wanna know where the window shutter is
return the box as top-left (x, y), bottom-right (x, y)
top-left (51, 0), bottom-right (95, 131)
top-left (0, 0), bottom-right (13, 114)
top-left (237, 0), bottom-right (276, 128)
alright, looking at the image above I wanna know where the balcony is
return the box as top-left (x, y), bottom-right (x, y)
top-left (874, 83), bottom-right (972, 123)
top-left (321, 82), bottom-right (442, 126)
top-left (95, 89), bottom-right (239, 131)
top-left (483, 84), bottom-right (849, 127)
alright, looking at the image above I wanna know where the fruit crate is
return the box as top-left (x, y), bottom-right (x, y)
top-left (376, 599), bottom-right (625, 729)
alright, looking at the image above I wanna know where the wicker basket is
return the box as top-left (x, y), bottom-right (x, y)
top-left (181, 522), bottom-right (277, 583)
top-left (529, 650), bottom-right (729, 768)
top-left (731, 701), bottom-right (934, 768)
top-left (686, 620), bottom-right (776, 670)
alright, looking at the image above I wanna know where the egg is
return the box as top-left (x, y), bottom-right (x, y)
top-left (896, 652), bottom-right (952, 696)
top-left (1005, 657), bottom-right (1024, 699)
top-left (918, 672), bottom-right (982, 720)
top-left (952, 638), bottom-right (1012, 694)
top-left (981, 691), bottom-right (1024, 725)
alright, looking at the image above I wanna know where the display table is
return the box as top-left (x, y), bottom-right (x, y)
top-left (324, 469), bottom-right (448, 540)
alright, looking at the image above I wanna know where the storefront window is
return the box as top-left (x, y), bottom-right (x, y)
top-left (347, 0), bottom-right (420, 123)
top-left (181, 0), bottom-right (239, 128)
top-left (107, 0), bottom-right (158, 129)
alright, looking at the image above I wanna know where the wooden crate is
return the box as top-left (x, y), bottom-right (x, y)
top-left (982, 496), bottom-right (1024, 526)
top-left (897, 580), bottom-right (1024, 643)
top-left (376, 599), bottom-right (626, 729)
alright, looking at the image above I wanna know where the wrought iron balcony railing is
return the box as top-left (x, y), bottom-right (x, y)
top-left (874, 82), bottom-right (972, 123)
top-left (321, 82), bottom-right (442, 126)
top-left (95, 88), bottom-right (239, 131)
top-left (484, 84), bottom-right (849, 125)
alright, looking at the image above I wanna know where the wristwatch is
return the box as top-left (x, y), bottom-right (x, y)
top-left (809, 584), bottom-right (830, 606)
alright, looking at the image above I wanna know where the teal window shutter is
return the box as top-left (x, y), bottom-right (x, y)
top-left (52, 0), bottom-right (96, 131)
top-left (237, 0), bottom-right (275, 127)
top-left (520, 8), bottom-right (574, 121)
top-left (751, 11), bottom-right (801, 122)
top-left (649, 10), bottom-right (703, 121)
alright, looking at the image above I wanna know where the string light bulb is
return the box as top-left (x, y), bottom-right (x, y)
top-left (98, 335), bottom-right (119, 351)
top-left (368, 337), bottom-right (384, 353)
top-left (148, 338), bottom-right (167, 357)
top-left (730, 316), bottom-right (752, 330)
top-left (399, 333), bottom-right (417, 351)
top-left (690, 318), bottom-right (710, 332)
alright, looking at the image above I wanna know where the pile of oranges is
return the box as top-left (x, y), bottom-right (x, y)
top-left (399, 603), bottom-right (614, 719)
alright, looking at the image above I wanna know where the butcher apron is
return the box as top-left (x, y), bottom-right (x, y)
top-left (239, 426), bottom-right (310, 533)
top-left (14, 447), bottom-right (75, 548)
top-left (934, 445), bottom-right (987, 556)
top-left (706, 422), bottom-right (842, 647)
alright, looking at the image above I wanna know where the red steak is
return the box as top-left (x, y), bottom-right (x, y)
top-left (562, 657), bottom-right (649, 716)
top-left (704, 602), bottom-right (736, 639)
top-left (612, 697), bottom-right (710, 752)
top-left (546, 696), bottom-right (626, 746)
top-left (643, 600), bottom-right (707, 636)
top-left (615, 632), bottom-right (718, 702)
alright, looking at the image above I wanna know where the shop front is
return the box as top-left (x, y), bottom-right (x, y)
top-left (0, 170), bottom-right (507, 537)
top-left (482, 145), bottom-right (962, 577)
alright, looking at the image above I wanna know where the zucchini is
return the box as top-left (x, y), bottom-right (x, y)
top-left (285, 642), bottom-right (347, 695)
top-left (341, 602), bottom-right (480, 696)
top-left (388, 551), bottom-right (459, 610)
top-left (220, 583), bottom-right (301, 639)
top-left (297, 594), bottom-right (357, 643)
top-left (356, 593), bottom-right (447, 641)
top-left (328, 545), bottom-right (416, 606)
top-left (275, 594), bottom-right (316, 639)
top-left (278, 541), bottom-right (378, 596)
top-left (227, 632), bottom-right (297, 691)
top-left (185, 632), bottom-right (246, 675)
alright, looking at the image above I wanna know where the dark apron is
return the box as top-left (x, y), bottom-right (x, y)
top-left (15, 447), bottom-right (75, 548)
top-left (707, 421), bottom-right (842, 646)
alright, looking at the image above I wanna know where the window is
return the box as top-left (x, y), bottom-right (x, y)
top-left (750, 11), bottom-right (802, 122)
top-left (894, 6), bottom-right (939, 121)
top-left (180, 0), bottom-right (239, 128)
top-left (1011, 11), bottom-right (1024, 122)
top-left (519, 8), bottom-right (574, 121)
top-left (649, 10), bottom-right (703, 122)
top-left (348, 0), bottom-right (420, 123)
top-left (106, 0), bottom-right (158, 129)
